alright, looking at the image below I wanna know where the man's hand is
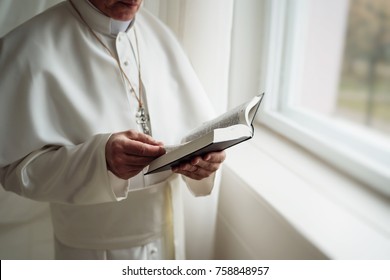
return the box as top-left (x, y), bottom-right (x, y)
top-left (105, 130), bottom-right (165, 179)
top-left (172, 151), bottom-right (226, 180)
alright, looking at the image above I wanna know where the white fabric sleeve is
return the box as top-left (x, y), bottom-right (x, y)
top-left (0, 134), bottom-right (125, 205)
top-left (183, 171), bottom-right (217, 197)
top-left (107, 164), bottom-right (150, 199)
top-left (107, 170), bottom-right (130, 200)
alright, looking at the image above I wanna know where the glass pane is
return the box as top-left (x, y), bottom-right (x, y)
top-left (293, 0), bottom-right (390, 138)
top-left (336, 0), bottom-right (390, 135)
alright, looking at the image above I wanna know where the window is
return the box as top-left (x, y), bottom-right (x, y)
top-left (260, 0), bottom-right (390, 195)
top-left (337, 0), bottom-right (390, 136)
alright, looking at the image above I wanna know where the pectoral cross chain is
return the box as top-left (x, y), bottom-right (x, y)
top-left (136, 106), bottom-right (151, 135)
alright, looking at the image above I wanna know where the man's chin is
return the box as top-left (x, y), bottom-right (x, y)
top-left (111, 7), bottom-right (139, 20)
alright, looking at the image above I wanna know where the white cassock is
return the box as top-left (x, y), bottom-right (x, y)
top-left (0, 0), bottom-right (217, 259)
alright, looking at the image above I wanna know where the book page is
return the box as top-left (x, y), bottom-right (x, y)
top-left (164, 107), bottom-right (243, 153)
top-left (183, 93), bottom-right (264, 142)
top-left (183, 105), bottom-right (246, 142)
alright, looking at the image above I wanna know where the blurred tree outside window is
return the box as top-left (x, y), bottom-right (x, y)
top-left (336, 0), bottom-right (390, 135)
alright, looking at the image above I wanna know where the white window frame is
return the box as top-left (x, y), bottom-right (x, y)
top-left (258, 0), bottom-right (390, 196)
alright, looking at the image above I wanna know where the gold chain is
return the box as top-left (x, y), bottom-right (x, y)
top-left (69, 0), bottom-right (143, 108)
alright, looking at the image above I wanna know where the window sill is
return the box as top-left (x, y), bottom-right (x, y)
top-left (223, 123), bottom-right (390, 259)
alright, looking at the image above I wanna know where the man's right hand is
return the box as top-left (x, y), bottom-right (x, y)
top-left (105, 130), bottom-right (165, 179)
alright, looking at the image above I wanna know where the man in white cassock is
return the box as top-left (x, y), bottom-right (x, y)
top-left (0, 0), bottom-right (225, 259)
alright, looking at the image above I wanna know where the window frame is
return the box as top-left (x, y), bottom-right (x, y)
top-left (258, 0), bottom-right (390, 196)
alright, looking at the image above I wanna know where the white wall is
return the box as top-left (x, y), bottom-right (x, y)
top-left (298, 0), bottom-right (349, 114)
top-left (215, 166), bottom-right (326, 259)
top-left (227, 0), bottom-right (267, 109)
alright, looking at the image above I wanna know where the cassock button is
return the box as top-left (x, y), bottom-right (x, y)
top-left (124, 61), bottom-right (129, 66)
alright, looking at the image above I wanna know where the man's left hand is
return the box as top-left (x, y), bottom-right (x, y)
top-left (171, 151), bottom-right (226, 180)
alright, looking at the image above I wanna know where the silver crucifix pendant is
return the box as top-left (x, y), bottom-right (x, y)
top-left (136, 106), bottom-right (151, 135)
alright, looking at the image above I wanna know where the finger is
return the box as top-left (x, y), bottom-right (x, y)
top-left (123, 139), bottom-right (166, 157)
top-left (173, 169), bottom-right (205, 180)
top-left (194, 159), bottom-right (221, 172)
top-left (177, 162), bottom-right (198, 172)
top-left (125, 130), bottom-right (164, 146)
top-left (113, 153), bottom-right (157, 167)
top-left (172, 162), bottom-right (214, 179)
top-left (176, 164), bottom-right (216, 180)
top-left (203, 151), bottom-right (226, 162)
top-left (184, 151), bottom-right (225, 171)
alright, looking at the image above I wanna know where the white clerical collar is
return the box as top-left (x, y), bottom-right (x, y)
top-left (85, 0), bottom-right (132, 35)
top-left (110, 19), bottom-right (132, 35)
top-left (69, 0), bottom-right (133, 37)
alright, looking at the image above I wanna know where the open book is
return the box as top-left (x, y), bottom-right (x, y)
top-left (145, 93), bottom-right (264, 174)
